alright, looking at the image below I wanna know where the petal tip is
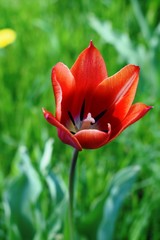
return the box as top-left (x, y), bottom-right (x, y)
top-left (136, 65), bottom-right (140, 72)
top-left (136, 66), bottom-right (140, 74)
top-left (89, 40), bottom-right (94, 48)
top-left (42, 107), bottom-right (46, 116)
top-left (42, 108), bottom-right (49, 119)
top-left (131, 64), bottom-right (140, 73)
top-left (148, 105), bottom-right (154, 110)
top-left (128, 64), bottom-right (140, 73)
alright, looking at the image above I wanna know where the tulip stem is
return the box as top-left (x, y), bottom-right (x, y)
top-left (68, 148), bottom-right (79, 239)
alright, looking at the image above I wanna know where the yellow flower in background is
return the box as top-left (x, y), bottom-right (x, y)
top-left (0, 28), bottom-right (16, 48)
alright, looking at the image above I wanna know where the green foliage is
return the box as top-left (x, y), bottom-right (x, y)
top-left (0, 0), bottom-right (160, 239)
top-left (76, 166), bottom-right (140, 240)
top-left (3, 140), bottom-right (67, 240)
top-left (97, 166), bottom-right (140, 240)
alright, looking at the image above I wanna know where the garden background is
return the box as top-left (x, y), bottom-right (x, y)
top-left (0, 0), bottom-right (160, 239)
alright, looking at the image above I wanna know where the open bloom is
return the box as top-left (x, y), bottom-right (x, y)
top-left (0, 29), bottom-right (16, 48)
top-left (43, 41), bottom-right (152, 151)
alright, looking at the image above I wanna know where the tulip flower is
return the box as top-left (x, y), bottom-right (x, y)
top-left (0, 29), bottom-right (16, 48)
top-left (43, 41), bottom-right (152, 151)
top-left (43, 41), bottom-right (152, 238)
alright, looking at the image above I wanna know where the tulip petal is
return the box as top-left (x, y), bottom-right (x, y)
top-left (109, 103), bottom-right (152, 142)
top-left (51, 63), bottom-right (75, 121)
top-left (42, 108), bottom-right (82, 151)
top-left (71, 41), bottom-right (108, 90)
top-left (69, 41), bottom-right (108, 119)
top-left (71, 41), bottom-right (107, 89)
top-left (75, 124), bottom-right (111, 149)
top-left (91, 65), bottom-right (140, 123)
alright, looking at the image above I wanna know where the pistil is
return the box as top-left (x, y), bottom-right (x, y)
top-left (80, 113), bottom-right (95, 130)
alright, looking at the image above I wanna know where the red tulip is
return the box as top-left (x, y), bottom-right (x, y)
top-left (43, 41), bottom-right (152, 151)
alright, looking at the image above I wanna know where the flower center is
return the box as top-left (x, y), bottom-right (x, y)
top-left (80, 113), bottom-right (95, 130)
top-left (67, 100), bottom-right (108, 134)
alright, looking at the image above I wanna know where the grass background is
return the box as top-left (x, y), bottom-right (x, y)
top-left (0, 0), bottom-right (160, 239)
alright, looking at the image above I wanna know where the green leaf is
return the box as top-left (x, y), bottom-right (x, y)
top-left (129, 200), bottom-right (151, 240)
top-left (97, 166), bottom-right (140, 240)
top-left (40, 138), bottom-right (54, 175)
top-left (46, 171), bottom-right (66, 204)
top-left (77, 166), bottom-right (140, 240)
top-left (4, 146), bottom-right (42, 240)
top-left (7, 224), bottom-right (21, 240)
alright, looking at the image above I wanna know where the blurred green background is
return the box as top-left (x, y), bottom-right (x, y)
top-left (0, 0), bottom-right (160, 239)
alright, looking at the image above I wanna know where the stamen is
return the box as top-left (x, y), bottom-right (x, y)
top-left (93, 109), bottom-right (107, 124)
top-left (102, 129), bottom-right (109, 133)
top-left (70, 131), bottom-right (76, 135)
top-left (80, 100), bottom-right (85, 121)
top-left (68, 111), bottom-right (75, 126)
top-left (102, 123), bottom-right (111, 133)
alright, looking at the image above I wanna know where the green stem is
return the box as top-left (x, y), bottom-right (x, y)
top-left (69, 148), bottom-right (79, 239)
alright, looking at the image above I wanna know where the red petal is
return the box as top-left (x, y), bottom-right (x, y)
top-left (51, 63), bottom-right (75, 121)
top-left (71, 41), bottom-right (108, 90)
top-left (109, 103), bottom-right (152, 142)
top-left (69, 42), bottom-right (108, 118)
top-left (75, 124), bottom-right (111, 149)
top-left (42, 108), bottom-right (82, 151)
top-left (91, 65), bottom-right (140, 124)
